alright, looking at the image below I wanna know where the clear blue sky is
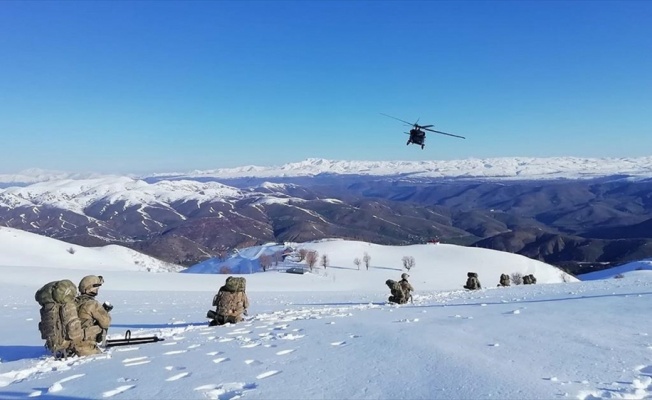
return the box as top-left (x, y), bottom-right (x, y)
top-left (1, 1), bottom-right (650, 174)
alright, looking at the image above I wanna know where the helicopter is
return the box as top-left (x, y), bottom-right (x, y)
top-left (381, 113), bottom-right (465, 149)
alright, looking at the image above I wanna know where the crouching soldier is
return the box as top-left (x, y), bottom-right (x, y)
top-left (523, 274), bottom-right (537, 284)
top-left (498, 273), bottom-right (511, 287)
top-left (74, 275), bottom-right (112, 356)
top-left (464, 272), bottom-right (482, 290)
top-left (208, 276), bottom-right (249, 326)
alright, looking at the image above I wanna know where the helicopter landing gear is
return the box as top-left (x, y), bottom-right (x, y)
top-left (421, 144), bottom-right (425, 149)
top-left (407, 140), bottom-right (411, 145)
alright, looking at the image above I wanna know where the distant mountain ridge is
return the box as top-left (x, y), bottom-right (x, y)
top-left (2, 156), bottom-right (652, 272)
top-left (3, 156), bottom-right (652, 185)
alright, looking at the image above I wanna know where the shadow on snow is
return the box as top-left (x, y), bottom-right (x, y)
top-left (0, 345), bottom-right (48, 362)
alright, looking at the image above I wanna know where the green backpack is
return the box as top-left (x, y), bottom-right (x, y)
top-left (385, 279), bottom-right (406, 303)
top-left (35, 280), bottom-right (83, 358)
top-left (224, 276), bottom-right (246, 293)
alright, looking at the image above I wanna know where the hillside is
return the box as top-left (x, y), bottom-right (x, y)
top-left (0, 226), bottom-right (182, 272)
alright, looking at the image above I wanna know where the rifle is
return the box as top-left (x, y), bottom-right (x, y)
top-left (104, 329), bottom-right (165, 348)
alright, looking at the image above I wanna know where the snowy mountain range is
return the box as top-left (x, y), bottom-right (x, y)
top-left (2, 156), bottom-right (652, 271)
top-left (2, 156), bottom-right (652, 185)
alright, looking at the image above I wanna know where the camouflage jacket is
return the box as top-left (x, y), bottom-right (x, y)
top-left (215, 287), bottom-right (249, 317)
top-left (399, 279), bottom-right (414, 294)
top-left (76, 294), bottom-right (111, 342)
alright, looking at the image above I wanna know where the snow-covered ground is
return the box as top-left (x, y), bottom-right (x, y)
top-left (1, 229), bottom-right (651, 399)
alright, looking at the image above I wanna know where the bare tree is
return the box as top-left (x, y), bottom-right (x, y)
top-left (354, 257), bottom-right (361, 270)
top-left (259, 254), bottom-right (272, 272)
top-left (363, 252), bottom-right (371, 270)
top-left (511, 272), bottom-right (523, 285)
top-left (321, 254), bottom-right (329, 269)
top-left (305, 250), bottom-right (319, 271)
top-left (402, 256), bottom-right (416, 271)
top-left (298, 249), bottom-right (308, 262)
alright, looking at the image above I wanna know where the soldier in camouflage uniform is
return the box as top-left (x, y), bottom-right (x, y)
top-left (398, 273), bottom-right (414, 303)
top-left (210, 277), bottom-right (249, 326)
top-left (498, 274), bottom-right (511, 287)
top-left (464, 272), bottom-right (482, 290)
top-left (74, 275), bottom-right (112, 356)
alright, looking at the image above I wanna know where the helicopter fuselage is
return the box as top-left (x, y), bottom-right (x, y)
top-left (407, 129), bottom-right (426, 149)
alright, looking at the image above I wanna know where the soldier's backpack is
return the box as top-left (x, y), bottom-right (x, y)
top-left (35, 280), bottom-right (83, 358)
top-left (385, 279), bottom-right (406, 303)
top-left (224, 276), bottom-right (246, 293)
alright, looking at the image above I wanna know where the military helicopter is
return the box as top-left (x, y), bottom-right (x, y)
top-left (381, 113), bottom-right (465, 149)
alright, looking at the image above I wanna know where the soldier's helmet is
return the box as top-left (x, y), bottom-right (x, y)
top-left (79, 275), bottom-right (104, 295)
top-left (401, 273), bottom-right (409, 280)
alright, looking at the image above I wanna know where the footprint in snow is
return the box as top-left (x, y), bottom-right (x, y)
top-left (164, 350), bottom-right (188, 355)
top-left (276, 349), bottom-right (295, 355)
top-left (162, 341), bottom-right (178, 346)
top-left (218, 338), bottom-right (235, 342)
top-left (47, 373), bottom-right (86, 393)
top-left (241, 343), bottom-right (261, 348)
top-left (194, 382), bottom-right (257, 400)
top-left (256, 370), bottom-right (281, 379)
top-left (122, 356), bottom-right (151, 367)
top-left (331, 341), bottom-right (347, 347)
top-left (213, 357), bottom-right (230, 364)
top-left (166, 372), bottom-right (191, 382)
top-left (206, 351), bottom-right (222, 356)
top-left (102, 385), bottom-right (136, 398)
top-left (245, 359), bottom-right (263, 365)
top-left (187, 344), bottom-right (201, 349)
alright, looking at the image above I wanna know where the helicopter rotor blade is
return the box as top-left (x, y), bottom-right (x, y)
top-left (423, 127), bottom-right (466, 139)
top-left (380, 113), bottom-right (415, 127)
top-left (420, 125), bottom-right (433, 128)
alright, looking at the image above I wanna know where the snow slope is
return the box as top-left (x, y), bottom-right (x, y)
top-left (1, 229), bottom-right (651, 400)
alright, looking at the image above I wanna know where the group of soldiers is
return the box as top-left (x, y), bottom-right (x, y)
top-left (466, 272), bottom-right (538, 289)
top-left (36, 275), bottom-right (249, 359)
top-left (39, 270), bottom-right (539, 359)
top-left (386, 271), bottom-right (539, 301)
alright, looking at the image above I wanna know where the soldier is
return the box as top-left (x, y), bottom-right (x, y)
top-left (529, 274), bottom-right (537, 284)
top-left (523, 274), bottom-right (532, 285)
top-left (398, 273), bottom-right (414, 303)
top-left (498, 273), bottom-right (511, 287)
top-left (74, 275), bottom-right (112, 356)
top-left (464, 272), bottom-right (482, 290)
top-left (209, 276), bottom-right (249, 326)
